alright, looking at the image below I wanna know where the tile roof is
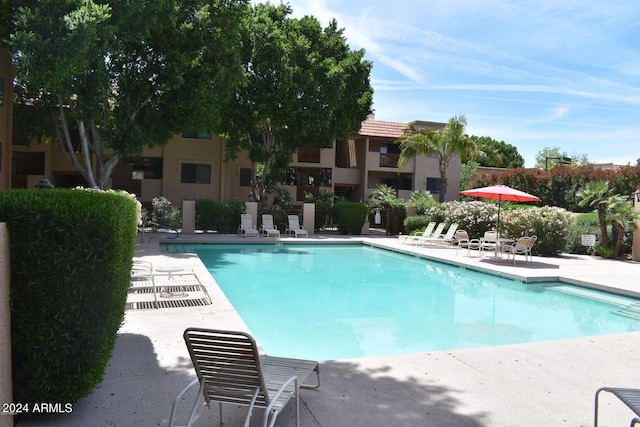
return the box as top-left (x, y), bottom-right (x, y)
top-left (357, 119), bottom-right (408, 138)
top-left (357, 118), bottom-right (446, 139)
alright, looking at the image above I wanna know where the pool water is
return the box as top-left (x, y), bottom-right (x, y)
top-left (167, 243), bottom-right (640, 361)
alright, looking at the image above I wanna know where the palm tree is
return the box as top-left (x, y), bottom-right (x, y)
top-left (577, 181), bottom-right (626, 250)
top-left (397, 115), bottom-right (477, 203)
top-left (609, 202), bottom-right (640, 258)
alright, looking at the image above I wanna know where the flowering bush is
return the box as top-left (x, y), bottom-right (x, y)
top-left (501, 206), bottom-right (574, 256)
top-left (405, 201), bottom-right (574, 256)
top-left (74, 186), bottom-right (143, 226)
top-left (151, 196), bottom-right (182, 228)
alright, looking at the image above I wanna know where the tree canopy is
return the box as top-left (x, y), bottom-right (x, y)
top-left (11, 0), bottom-right (247, 188)
top-left (216, 3), bottom-right (374, 200)
top-left (535, 146), bottom-right (589, 170)
top-left (397, 115), bottom-right (476, 202)
top-left (468, 135), bottom-right (524, 168)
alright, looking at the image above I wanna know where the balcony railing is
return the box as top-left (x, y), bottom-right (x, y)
top-left (111, 178), bottom-right (142, 197)
top-left (379, 153), bottom-right (399, 168)
top-left (12, 175), bottom-right (28, 188)
top-left (297, 147), bottom-right (321, 163)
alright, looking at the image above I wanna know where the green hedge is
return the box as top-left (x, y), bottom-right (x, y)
top-left (196, 199), bottom-right (245, 233)
top-left (334, 201), bottom-right (368, 235)
top-left (0, 189), bottom-right (138, 405)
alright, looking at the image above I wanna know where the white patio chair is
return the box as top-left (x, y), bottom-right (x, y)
top-left (169, 328), bottom-right (320, 427)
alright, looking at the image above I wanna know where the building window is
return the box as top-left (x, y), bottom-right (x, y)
top-left (426, 177), bottom-right (440, 193)
top-left (181, 163), bottom-right (211, 184)
top-left (239, 168), bottom-right (252, 187)
top-left (181, 130), bottom-right (212, 139)
top-left (380, 143), bottom-right (400, 154)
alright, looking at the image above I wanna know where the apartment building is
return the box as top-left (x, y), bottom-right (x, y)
top-left (9, 116), bottom-right (462, 206)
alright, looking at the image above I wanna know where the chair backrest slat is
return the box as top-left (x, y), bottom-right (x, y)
top-left (184, 328), bottom-right (270, 407)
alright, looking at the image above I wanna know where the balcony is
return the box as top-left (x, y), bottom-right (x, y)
top-left (379, 153), bottom-right (399, 168)
top-left (297, 147), bottom-right (321, 163)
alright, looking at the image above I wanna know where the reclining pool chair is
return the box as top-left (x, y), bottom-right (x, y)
top-left (401, 221), bottom-right (436, 245)
top-left (286, 215), bottom-right (308, 237)
top-left (130, 260), bottom-right (158, 309)
top-left (419, 223), bottom-right (459, 246)
top-left (260, 214), bottom-right (281, 238)
top-left (594, 386), bottom-right (640, 427)
top-left (169, 328), bottom-right (320, 427)
top-left (238, 214), bottom-right (260, 238)
top-left (411, 222), bottom-right (444, 246)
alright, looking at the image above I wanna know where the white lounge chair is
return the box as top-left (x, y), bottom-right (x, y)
top-left (286, 215), bottom-right (308, 237)
top-left (401, 221), bottom-right (436, 245)
top-left (260, 214), bottom-right (281, 238)
top-left (169, 328), bottom-right (320, 427)
top-left (238, 213), bottom-right (259, 238)
top-left (420, 223), bottom-right (458, 246)
top-left (412, 222), bottom-right (445, 246)
top-left (130, 260), bottom-right (158, 309)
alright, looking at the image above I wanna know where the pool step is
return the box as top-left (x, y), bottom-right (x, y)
top-left (549, 285), bottom-right (631, 306)
top-left (613, 303), bottom-right (640, 320)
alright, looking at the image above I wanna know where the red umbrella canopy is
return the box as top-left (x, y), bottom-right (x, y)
top-left (460, 185), bottom-right (541, 203)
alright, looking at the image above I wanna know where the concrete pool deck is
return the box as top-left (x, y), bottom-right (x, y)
top-left (17, 232), bottom-right (640, 427)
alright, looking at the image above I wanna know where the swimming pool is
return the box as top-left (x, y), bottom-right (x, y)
top-left (165, 243), bottom-right (640, 361)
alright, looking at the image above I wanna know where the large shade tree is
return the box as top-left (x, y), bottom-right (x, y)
top-left (467, 135), bottom-right (524, 168)
top-left (217, 3), bottom-right (374, 200)
top-left (11, 0), bottom-right (247, 188)
top-left (397, 115), bottom-right (477, 202)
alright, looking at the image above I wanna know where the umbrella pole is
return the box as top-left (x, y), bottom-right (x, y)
top-left (497, 195), bottom-right (502, 238)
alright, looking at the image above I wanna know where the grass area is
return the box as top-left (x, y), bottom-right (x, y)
top-left (575, 211), bottom-right (598, 224)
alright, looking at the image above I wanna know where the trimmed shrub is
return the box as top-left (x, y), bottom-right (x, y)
top-left (334, 201), bottom-right (368, 235)
top-left (196, 199), bottom-right (245, 233)
top-left (0, 189), bottom-right (138, 405)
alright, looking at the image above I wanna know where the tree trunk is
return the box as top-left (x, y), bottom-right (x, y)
top-left (597, 204), bottom-right (609, 249)
top-left (612, 223), bottom-right (625, 258)
top-left (438, 174), bottom-right (447, 203)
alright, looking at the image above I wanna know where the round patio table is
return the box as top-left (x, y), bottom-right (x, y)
top-left (155, 266), bottom-right (188, 298)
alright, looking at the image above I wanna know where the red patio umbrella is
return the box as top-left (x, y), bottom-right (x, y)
top-left (460, 184), bottom-right (541, 236)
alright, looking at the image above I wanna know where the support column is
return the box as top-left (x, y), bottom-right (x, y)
top-left (0, 223), bottom-right (14, 427)
top-left (303, 203), bottom-right (315, 236)
top-left (182, 200), bottom-right (196, 234)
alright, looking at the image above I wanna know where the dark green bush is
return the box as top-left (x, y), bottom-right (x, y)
top-left (565, 219), bottom-right (600, 255)
top-left (196, 199), bottom-right (245, 233)
top-left (334, 201), bottom-right (368, 235)
top-left (0, 189), bottom-right (138, 405)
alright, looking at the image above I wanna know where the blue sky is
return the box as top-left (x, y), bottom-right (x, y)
top-left (257, 0), bottom-right (640, 167)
